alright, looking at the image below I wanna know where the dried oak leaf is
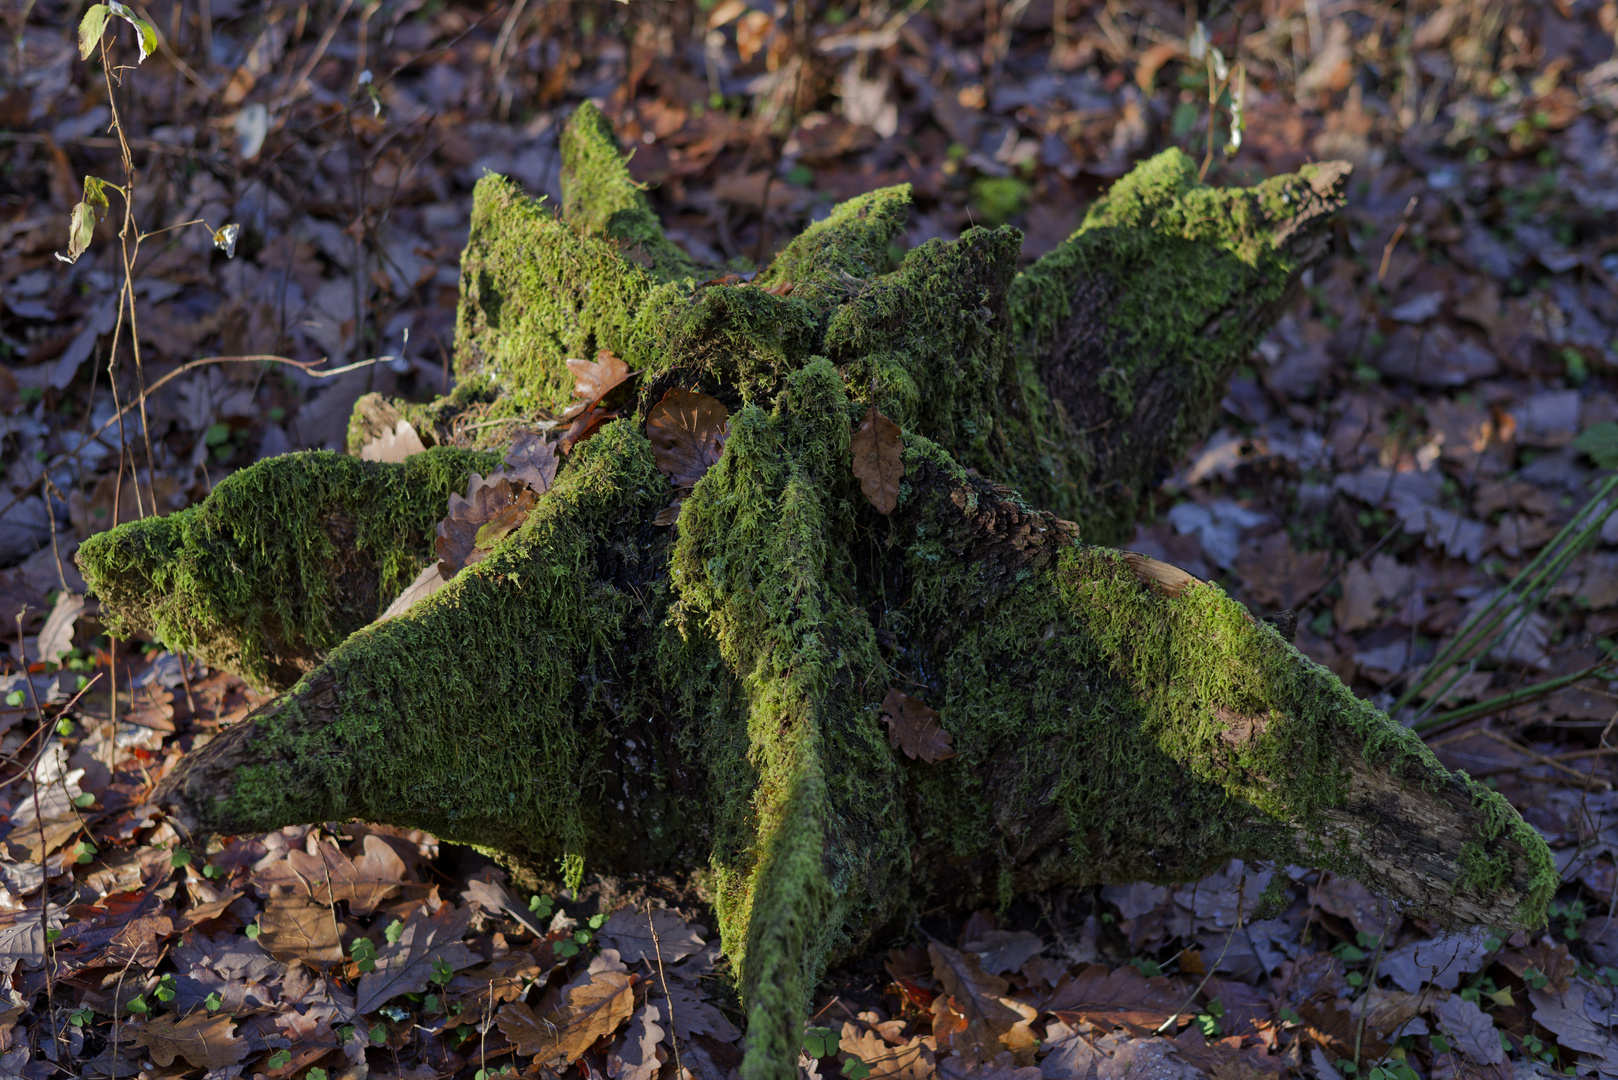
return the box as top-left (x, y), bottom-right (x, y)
top-left (1045, 963), bottom-right (1191, 1036)
top-left (839, 1022), bottom-right (933, 1080)
top-left (498, 969), bottom-right (636, 1066)
top-left (1432, 993), bottom-right (1505, 1065)
top-left (851, 405), bottom-right (903, 515)
top-left (503, 430), bottom-right (560, 494)
top-left (359, 419), bottom-right (428, 463)
top-left (567, 349), bottom-right (632, 406)
top-left (882, 689), bottom-right (956, 764)
top-left (252, 836), bottom-right (406, 915)
top-left (355, 903), bottom-right (477, 1015)
top-left (608, 1001), bottom-right (666, 1080)
top-left (435, 474), bottom-right (538, 578)
top-left (597, 906), bottom-right (705, 965)
top-left (559, 406), bottom-right (620, 453)
top-left (647, 389), bottom-right (729, 489)
top-left (927, 942), bottom-right (1037, 1061)
top-left (130, 1013), bottom-right (249, 1070)
top-left (257, 895), bottom-right (343, 966)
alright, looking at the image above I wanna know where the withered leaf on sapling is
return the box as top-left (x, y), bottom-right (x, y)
top-left (881, 689), bottom-right (956, 764)
top-left (851, 404), bottom-right (903, 515)
top-left (434, 474), bottom-right (539, 578)
top-left (646, 389), bottom-right (730, 489)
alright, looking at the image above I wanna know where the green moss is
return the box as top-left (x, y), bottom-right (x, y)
top-left (670, 360), bottom-right (905, 1080)
top-left (77, 447), bottom-right (497, 690)
top-left (214, 422), bottom-right (693, 871)
top-left (560, 101), bottom-right (707, 283)
top-left (757, 185), bottom-right (912, 306)
top-left (1006, 149), bottom-right (1343, 541)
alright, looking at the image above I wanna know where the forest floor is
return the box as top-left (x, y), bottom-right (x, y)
top-left (3, 0), bottom-right (1618, 1077)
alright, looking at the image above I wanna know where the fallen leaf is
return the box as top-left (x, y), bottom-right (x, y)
top-left (963, 930), bottom-right (1043, 976)
top-left (359, 419), bottom-right (427, 463)
top-left (252, 836), bottom-right (407, 915)
top-left (647, 389), bottom-right (729, 489)
top-left (503, 430), bottom-right (560, 493)
top-left (654, 981), bottom-right (742, 1043)
top-left (435, 473), bottom-right (538, 577)
top-left (1233, 532), bottom-right (1330, 610)
top-left (559, 406), bottom-right (620, 453)
top-left (36, 590), bottom-right (84, 666)
top-left (851, 404), bottom-right (903, 515)
top-left (927, 942), bottom-right (1036, 1059)
top-left (1045, 963), bottom-right (1191, 1035)
top-left (839, 1023), bottom-right (933, 1080)
top-left (377, 563), bottom-right (447, 622)
top-left (130, 1013), bottom-right (249, 1070)
top-left (257, 895), bottom-right (342, 966)
top-left (499, 968), bottom-right (635, 1065)
top-left (568, 349), bottom-right (632, 403)
top-left (1122, 552), bottom-right (1198, 598)
top-left (608, 1001), bottom-right (666, 1080)
top-left (882, 689), bottom-right (956, 764)
top-left (462, 877), bottom-right (549, 936)
top-left (354, 903), bottom-right (477, 1014)
top-left (1432, 993), bottom-right (1504, 1065)
top-left (597, 906), bottom-right (705, 965)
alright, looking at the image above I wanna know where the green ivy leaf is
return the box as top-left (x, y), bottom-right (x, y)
top-left (78, 4), bottom-right (112, 58)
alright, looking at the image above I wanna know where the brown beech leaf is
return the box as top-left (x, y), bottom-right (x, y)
top-left (130, 1013), bottom-right (249, 1070)
top-left (882, 689), bottom-right (956, 764)
top-left (256, 895), bottom-right (342, 966)
top-left (1045, 963), bottom-right (1192, 1036)
top-left (851, 405), bottom-right (903, 515)
top-left (1121, 552), bottom-right (1199, 598)
top-left (568, 349), bottom-right (632, 402)
top-left (498, 969), bottom-right (636, 1065)
top-left (763, 280), bottom-right (795, 296)
top-left (503, 431), bottom-right (560, 493)
top-left (435, 474), bottom-right (539, 577)
top-left (647, 389), bottom-right (729, 488)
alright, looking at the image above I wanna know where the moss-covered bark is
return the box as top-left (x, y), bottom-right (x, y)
top-left (77, 102), bottom-right (1554, 1080)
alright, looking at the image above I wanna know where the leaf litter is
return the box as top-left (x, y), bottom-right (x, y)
top-left (6, 0), bottom-right (1618, 1076)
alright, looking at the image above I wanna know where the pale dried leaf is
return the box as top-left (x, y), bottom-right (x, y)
top-left (503, 431), bottom-right (560, 493)
top-left (839, 1023), bottom-right (932, 1080)
top-left (1045, 963), bottom-right (1190, 1036)
top-left (359, 419), bottom-right (427, 463)
top-left (377, 562), bottom-right (447, 622)
top-left (36, 591), bottom-right (84, 666)
top-left (499, 969), bottom-right (635, 1065)
top-left (257, 895), bottom-right (342, 966)
top-left (964, 930), bottom-right (1044, 976)
top-left (252, 836), bottom-right (406, 915)
top-left (568, 350), bottom-right (632, 401)
top-left (461, 877), bottom-right (548, 936)
top-left (608, 1001), bottom-right (666, 1080)
top-left (1121, 552), bottom-right (1197, 598)
top-left (928, 942), bottom-right (1036, 1058)
top-left (655, 981), bottom-right (741, 1043)
top-left (851, 405), bottom-right (903, 515)
top-left (130, 1012), bottom-right (249, 1069)
top-left (598, 906), bottom-right (705, 965)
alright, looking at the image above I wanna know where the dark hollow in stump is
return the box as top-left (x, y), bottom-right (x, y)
top-left (78, 103), bottom-right (1554, 1080)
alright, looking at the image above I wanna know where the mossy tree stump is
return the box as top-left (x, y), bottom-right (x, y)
top-left (79, 104), bottom-right (1555, 1080)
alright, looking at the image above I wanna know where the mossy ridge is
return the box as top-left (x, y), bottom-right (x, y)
top-left (561, 101), bottom-right (707, 284)
top-left (671, 361), bottom-right (907, 1080)
top-left (217, 422), bottom-right (690, 870)
top-left (1007, 150), bottom-right (1341, 543)
top-left (76, 447), bottom-right (496, 691)
top-left (881, 436), bottom-right (1551, 927)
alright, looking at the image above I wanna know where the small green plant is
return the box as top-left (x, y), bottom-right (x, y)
top-left (267, 1049), bottom-right (293, 1070)
top-left (204, 990), bottom-right (223, 1011)
top-left (154, 973), bottom-right (177, 1005)
top-left (1195, 997), bottom-right (1225, 1037)
top-left (384, 918), bottom-right (405, 944)
top-left (351, 937), bottom-right (378, 973)
top-left (969, 177), bottom-right (1030, 228)
top-left (803, 1027), bottom-right (838, 1058)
